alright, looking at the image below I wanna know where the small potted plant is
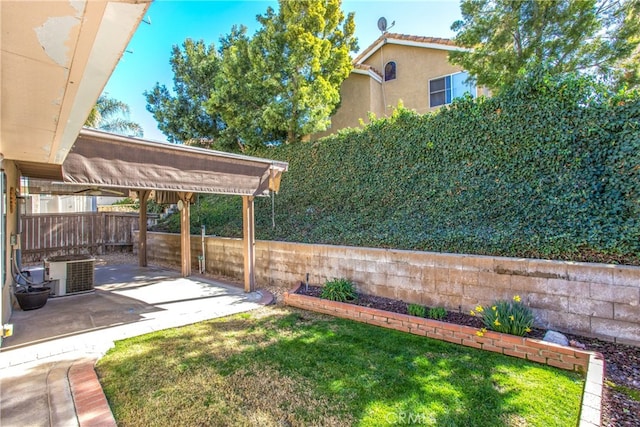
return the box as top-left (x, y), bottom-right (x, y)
top-left (13, 272), bottom-right (51, 311)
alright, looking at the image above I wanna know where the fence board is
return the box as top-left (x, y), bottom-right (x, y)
top-left (20, 212), bottom-right (139, 262)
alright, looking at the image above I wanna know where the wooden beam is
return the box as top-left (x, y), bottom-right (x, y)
top-left (136, 189), bottom-right (151, 267)
top-left (177, 192), bottom-right (193, 277)
top-left (242, 195), bottom-right (256, 292)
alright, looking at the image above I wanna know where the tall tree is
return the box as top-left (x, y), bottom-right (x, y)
top-left (144, 39), bottom-right (223, 146)
top-left (147, 0), bottom-right (357, 150)
top-left (250, 0), bottom-right (357, 144)
top-left (208, 25), bottom-right (284, 151)
top-left (85, 94), bottom-right (143, 137)
top-left (449, 0), bottom-right (640, 92)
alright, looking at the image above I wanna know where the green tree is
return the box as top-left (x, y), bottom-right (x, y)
top-left (249, 0), bottom-right (358, 144)
top-left (85, 94), bottom-right (143, 137)
top-left (613, 44), bottom-right (640, 88)
top-left (209, 25), bottom-right (284, 151)
top-left (449, 0), bottom-right (640, 92)
top-left (144, 39), bottom-right (223, 146)
top-left (147, 0), bottom-right (357, 150)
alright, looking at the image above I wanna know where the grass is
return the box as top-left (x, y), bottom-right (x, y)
top-left (96, 307), bottom-right (584, 426)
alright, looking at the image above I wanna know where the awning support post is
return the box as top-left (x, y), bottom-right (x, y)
top-left (242, 195), bottom-right (256, 292)
top-left (178, 192), bottom-right (193, 277)
top-left (136, 189), bottom-right (151, 267)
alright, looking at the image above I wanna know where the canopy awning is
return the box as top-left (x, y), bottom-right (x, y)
top-left (59, 128), bottom-right (287, 196)
top-left (18, 128), bottom-right (288, 289)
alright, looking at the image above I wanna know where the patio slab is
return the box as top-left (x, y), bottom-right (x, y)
top-left (0, 263), bottom-right (271, 427)
top-left (2, 264), bottom-right (257, 353)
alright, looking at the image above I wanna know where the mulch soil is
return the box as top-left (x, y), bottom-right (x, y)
top-left (297, 285), bottom-right (640, 427)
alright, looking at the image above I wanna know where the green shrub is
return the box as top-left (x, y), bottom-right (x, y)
top-left (472, 295), bottom-right (534, 336)
top-left (254, 74), bottom-right (640, 264)
top-left (152, 195), bottom-right (242, 235)
top-left (112, 197), bottom-right (163, 214)
top-left (320, 278), bottom-right (356, 302)
top-left (427, 306), bottom-right (447, 320)
top-left (407, 303), bottom-right (426, 318)
top-left (159, 72), bottom-right (640, 265)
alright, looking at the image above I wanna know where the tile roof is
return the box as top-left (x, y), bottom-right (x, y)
top-left (353, 33), bottom-right (457, 65)
top-left (353, 63), bottom-right (383, 79)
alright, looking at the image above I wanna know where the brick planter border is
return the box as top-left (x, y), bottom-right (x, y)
top-left (284, 283), bottom-right (605, 427)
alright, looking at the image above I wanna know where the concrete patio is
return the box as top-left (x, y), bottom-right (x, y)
top-left (0, 262), bottom-right (271, 426)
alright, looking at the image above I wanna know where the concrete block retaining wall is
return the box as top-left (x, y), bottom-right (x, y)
top-left (138, 232), bottom-right (640, 345)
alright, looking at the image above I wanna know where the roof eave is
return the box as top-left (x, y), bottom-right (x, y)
top-left (351, 68), bottom-right (383, 84)
top-left (354, 36), bottom-right (469, 65)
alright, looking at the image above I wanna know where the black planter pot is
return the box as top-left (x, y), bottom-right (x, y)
top-left (14, 286), bottom-right (51, 311)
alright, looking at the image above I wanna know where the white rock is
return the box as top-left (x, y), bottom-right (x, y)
top-left (543, 330), bottom-right (569, 346)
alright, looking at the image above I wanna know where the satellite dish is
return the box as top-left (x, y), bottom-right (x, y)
top-left (377, 17), bottom-right (387, 33)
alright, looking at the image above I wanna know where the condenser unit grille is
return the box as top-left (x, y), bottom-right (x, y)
top-left (66, 260), bottom-right (94, 294)
top-left (44, 256), bottom-right (96, 297)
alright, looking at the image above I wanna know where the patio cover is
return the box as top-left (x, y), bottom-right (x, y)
top-left (63, 128), bottom-right (288, 196)
top-left (18, 128), bottom-right (288, 292)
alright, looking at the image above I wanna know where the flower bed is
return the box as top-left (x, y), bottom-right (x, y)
top-left (285, 283), bottom-right (592, 371)
top-left (284, 282), bottom-right (605, 426)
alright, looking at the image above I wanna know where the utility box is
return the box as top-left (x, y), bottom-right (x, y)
top-left (44, 255), bottom-right (95, 297)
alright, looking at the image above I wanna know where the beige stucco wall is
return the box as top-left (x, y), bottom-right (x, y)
top-left (369, 74), bottom-right (385, 118)
top-left (319, 43), bottom-right (480, 138)
top-left (140, 232), bottom-right (640, 346)
top-left (365, 44), bottom-right (464, 116)
top-left (2, 159), bottom-right (20, 327)
top-left (315, 73), bottom-right (375, 139)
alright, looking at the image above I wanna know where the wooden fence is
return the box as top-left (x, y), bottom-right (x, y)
top-left (20, 212), bottom-right (139, 262)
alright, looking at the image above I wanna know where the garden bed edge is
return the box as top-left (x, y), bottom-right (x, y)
top-left (284, 283), bottom-right (605, 427)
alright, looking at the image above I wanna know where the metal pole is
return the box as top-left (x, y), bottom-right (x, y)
top-left (200, 224), bottom-right (206, 274)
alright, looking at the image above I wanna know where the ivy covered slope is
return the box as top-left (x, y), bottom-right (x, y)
top-left (175, 73), bottom-right (640, 265)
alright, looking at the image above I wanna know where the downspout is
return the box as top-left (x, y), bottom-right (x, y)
top-left (381, 36), bottom-right (388, 116)
top-left (10, 182), bottom-right (33, 287)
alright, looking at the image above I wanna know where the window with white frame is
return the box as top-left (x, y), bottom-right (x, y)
top-left (429, 72), bottom-right (475, 107)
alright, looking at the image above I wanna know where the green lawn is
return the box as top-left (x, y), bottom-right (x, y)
top-left (97, 307), bottom-right (584, 426)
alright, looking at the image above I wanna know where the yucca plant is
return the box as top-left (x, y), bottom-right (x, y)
top-left (320, 278), bottom-right (356, 302)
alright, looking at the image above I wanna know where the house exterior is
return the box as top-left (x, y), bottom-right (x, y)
top-left (24, 194), bottom-right (97, 214)
top-left (0, 2), bottom-right (288, 343)
top-left (0, 0), bottom-right (152, 341)
top-left (320, 33), bottom-right (486, 136)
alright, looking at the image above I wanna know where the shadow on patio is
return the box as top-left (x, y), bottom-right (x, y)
top-left (0, 262), bottom-right (267, 366)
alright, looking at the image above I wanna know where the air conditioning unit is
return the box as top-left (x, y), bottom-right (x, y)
top-left (44, 255), bottom-right (95, 297)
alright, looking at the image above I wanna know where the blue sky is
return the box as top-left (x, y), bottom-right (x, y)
top-left (103, 0), bottom-right (462, 142)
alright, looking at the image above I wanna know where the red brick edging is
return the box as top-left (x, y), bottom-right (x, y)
top-left (68, 359), bottom-right (116, 427)
top-left (257, 289), bottom-right (275, 306)
top-left (285, 283), bottom-right (593, 371)
top-left (284, 283), bottom-right (606, 426)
